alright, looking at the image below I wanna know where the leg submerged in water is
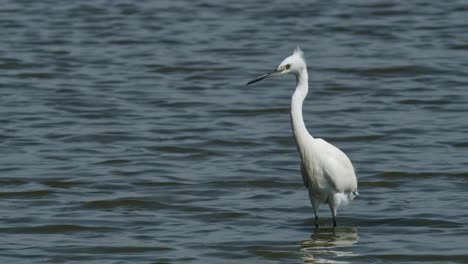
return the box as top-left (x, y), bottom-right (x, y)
top-left (329, 193), bottom-right (348, 228)
top-left (309, 194), bottom-right (321, 228)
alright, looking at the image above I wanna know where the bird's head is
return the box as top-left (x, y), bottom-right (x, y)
top-left (246, 47), bottom-right (306, 85)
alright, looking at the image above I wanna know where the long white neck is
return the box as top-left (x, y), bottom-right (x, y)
top-left (291, 67), bottom-right (312, 159)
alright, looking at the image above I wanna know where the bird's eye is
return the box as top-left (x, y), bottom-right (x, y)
top-left (285, 64), bottom-right (291, 70)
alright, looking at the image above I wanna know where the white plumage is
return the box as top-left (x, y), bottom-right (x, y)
top-left (247, 47), bottom-right (359, 227)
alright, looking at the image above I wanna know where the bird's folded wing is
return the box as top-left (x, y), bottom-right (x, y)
top-left (315, 138), bottom-right (357, 193)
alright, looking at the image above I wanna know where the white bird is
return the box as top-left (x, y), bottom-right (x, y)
top-left (247, 47), bottom-right (359, 227)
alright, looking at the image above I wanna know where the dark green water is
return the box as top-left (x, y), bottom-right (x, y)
top-left (1, 1), bottom-right (467, 263)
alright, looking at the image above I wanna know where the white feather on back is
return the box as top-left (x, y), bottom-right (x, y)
top-left (313, 138), bottom-right (357, 193)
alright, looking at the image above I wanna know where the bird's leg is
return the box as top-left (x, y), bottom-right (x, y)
top-left (329, 205), bottom-right (337, 228)
top-left (309, 194), bottom-right (321, 228)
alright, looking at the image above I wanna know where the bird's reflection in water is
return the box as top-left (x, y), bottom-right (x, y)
top-left (299, 227), bottom-right (358, 263)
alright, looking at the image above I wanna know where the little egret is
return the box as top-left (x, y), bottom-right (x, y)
top-left (246, 47), bottom-right (359, 227)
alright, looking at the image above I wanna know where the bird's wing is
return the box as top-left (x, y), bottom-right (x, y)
top-left (314, 138), bottom-right (357, 193)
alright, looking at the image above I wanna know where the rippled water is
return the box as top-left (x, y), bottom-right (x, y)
top-left (1, 1), bottom-right (468, 263)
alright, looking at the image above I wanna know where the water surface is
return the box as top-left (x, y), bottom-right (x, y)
top-left (1, 1), bottom-right (468, 263)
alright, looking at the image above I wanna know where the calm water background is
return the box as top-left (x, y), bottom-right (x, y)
top-left (1, 1), bottom-right (467, 263)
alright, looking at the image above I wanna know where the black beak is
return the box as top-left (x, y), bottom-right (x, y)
top-left (246, 69), bottom-right (281, 85)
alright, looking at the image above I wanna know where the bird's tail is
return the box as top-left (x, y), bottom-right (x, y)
top-left (349, 191), bottom-right (359, 200)
top-left (334, 191), bottom-right (359, 208)
top-left (334, 193), bottom-right (350, 207)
